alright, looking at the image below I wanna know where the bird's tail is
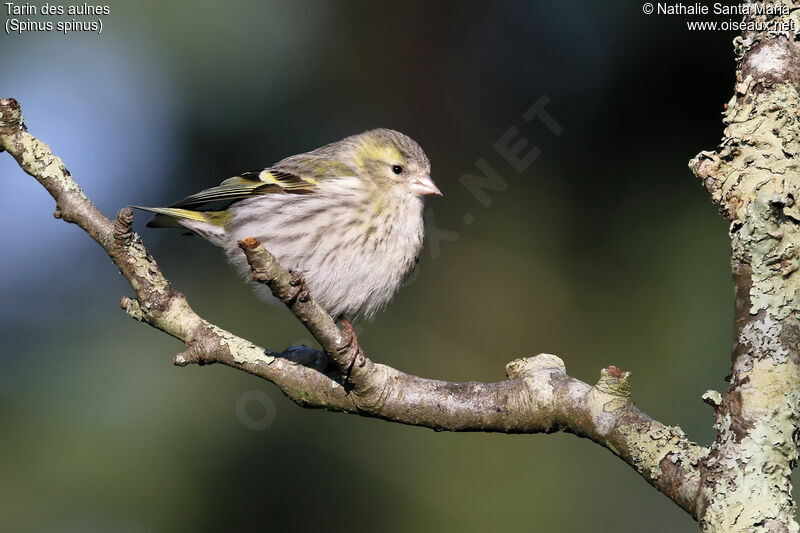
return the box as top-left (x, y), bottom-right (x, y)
top-left (130, 206), bottom-right (230, 238)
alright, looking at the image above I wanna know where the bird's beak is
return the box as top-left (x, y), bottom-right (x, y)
top-left (409, 175), bottom-right (443, 197)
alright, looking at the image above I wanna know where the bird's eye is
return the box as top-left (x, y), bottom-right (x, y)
top-left (391, 165), bottom-right (403, 175)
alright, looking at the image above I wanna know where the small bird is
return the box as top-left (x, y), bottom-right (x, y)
top-left (135, 129), bottom-right (441, 350)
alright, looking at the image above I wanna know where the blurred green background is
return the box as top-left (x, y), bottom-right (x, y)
top-left (0, 1), bottom-right (766, 531)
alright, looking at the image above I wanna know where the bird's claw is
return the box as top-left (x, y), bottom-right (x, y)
top-left (281, 271), bottom-right (310, 305)
top-left (337, 317), bottom-right (365, 374)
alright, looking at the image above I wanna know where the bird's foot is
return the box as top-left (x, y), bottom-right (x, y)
top-left (337, 317), bottom-right (365, 374)
top-left (281, 271), bottom-right (310, 305)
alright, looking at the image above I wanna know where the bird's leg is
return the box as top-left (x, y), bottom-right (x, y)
top-left (336, 317), bottom-right (365, 374)
top-left (281, 271), bottom-right (310, 305)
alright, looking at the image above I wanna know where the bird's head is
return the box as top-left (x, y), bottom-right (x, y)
top-left (349, 129), bottom-right (442, 197)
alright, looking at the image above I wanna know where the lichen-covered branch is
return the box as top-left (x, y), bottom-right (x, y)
top-left (689, 3), bottom-right (800, 531)
top-left (1, 97), bottom-right (705, 518)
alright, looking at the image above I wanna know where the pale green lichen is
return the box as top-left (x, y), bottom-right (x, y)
top-left (618, 423), bottom-right (708, 481)
top-left (703, 352), bottom-right (800, 532)
top-left (703, 378), bottom-right (800, 531)
top-left (741, 193), bottom-right (800, 319)
top-left (126, 235), bottom-right (171, 296)
top-left (207, 323), bottom-right (274, 366)
top-left (740, 315), bottom-right (791, 365)
top-left (121, 297), bottom-right (144, 321)
top-left (16, 132), bottom-right (88, 199)
top-left (711, 81), bottom-right (800, 319)
top-left (693, 24), bottom-right (800, 531)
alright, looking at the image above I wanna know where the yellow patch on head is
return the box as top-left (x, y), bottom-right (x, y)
top-left (354, 140), bottom-right (403, 170)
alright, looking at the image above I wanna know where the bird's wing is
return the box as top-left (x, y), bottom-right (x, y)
top-left (169, 169), bottom-right (317, 208)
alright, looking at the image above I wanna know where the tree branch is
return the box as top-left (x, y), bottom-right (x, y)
top-left (689, 3), bottom-right (800, 531)
top-left (1, 97), bottom-right (706, 518)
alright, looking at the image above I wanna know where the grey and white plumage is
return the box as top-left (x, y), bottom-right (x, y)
top-left (136, 129), bottom-right (441, 320)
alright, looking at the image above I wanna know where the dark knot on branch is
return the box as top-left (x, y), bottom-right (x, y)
top-left (174, 341), bottom-right (218, 367)
top-left (114, 207), bottom-right (134, 248)
top-left (0, 98), bottom-right (25, 136)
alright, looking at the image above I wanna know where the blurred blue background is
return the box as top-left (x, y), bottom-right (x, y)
top-left (0, 1), bottom-right (761, 531)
